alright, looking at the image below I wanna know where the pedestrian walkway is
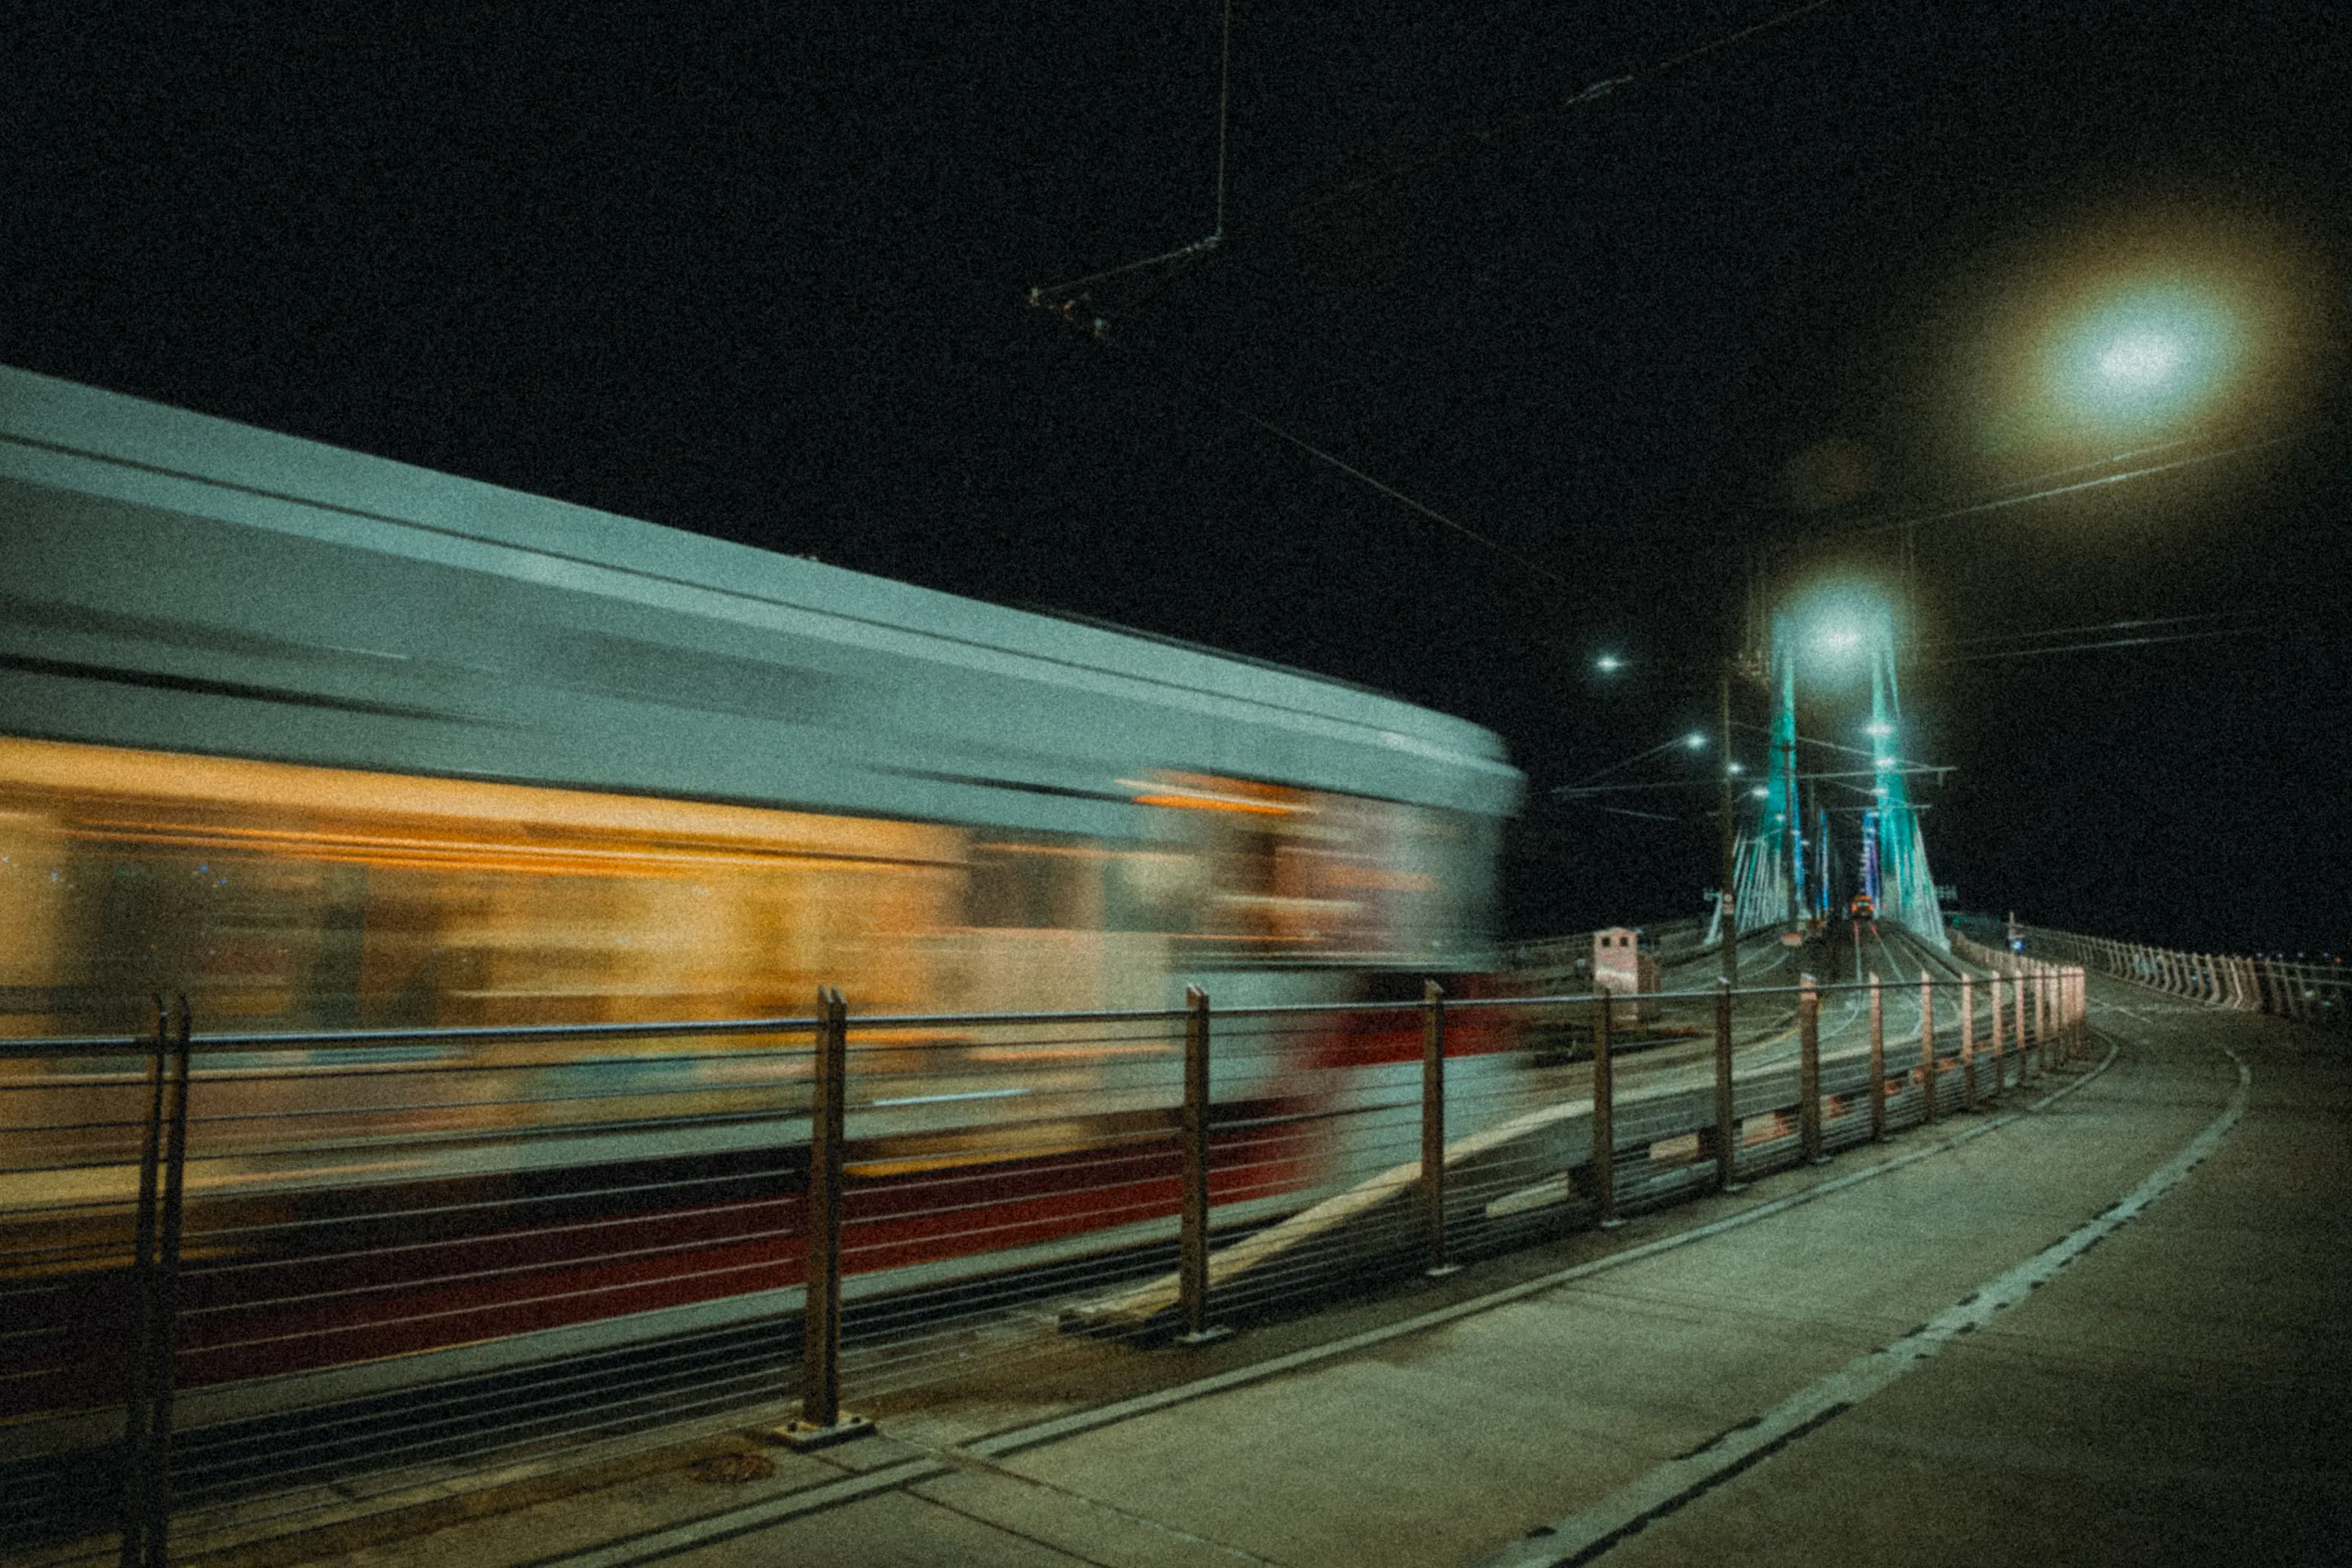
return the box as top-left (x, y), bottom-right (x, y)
top-left (270, 983), bottom-right (2350, 1568)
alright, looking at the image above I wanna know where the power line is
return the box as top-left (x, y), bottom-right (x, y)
top-left (1839, 427), bottom-right (2309, 539)
top-left (1021, 1), bottom-right (1857, 596)
top-left (1029, 0), bottom-right (1235, 305)
top-left (1190, 382), bottom-right (1574, 588)
top-left (1285, 0), bottom-right (1845, 223)
top-left (1922, 623), bottom-right (2271, 666)
top-left (1922, 609), bottom-right (2255, 651)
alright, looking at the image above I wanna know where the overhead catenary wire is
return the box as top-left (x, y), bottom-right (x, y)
top-left (1922, 623), bottom-right (2271, 665)
top-left (1922, 608), bottom-right (2259, 652)
top-left (1199, 384), bottom-right (1576, 588)
top-left (1836, 426), bottom-right (2311, 540)
top-left (1021, 2), bottom-right (1868, 605)
top-left (1285, 0), bottom-right (1845, 222)
top-left (1029, 0), bottom-right (1236, 303)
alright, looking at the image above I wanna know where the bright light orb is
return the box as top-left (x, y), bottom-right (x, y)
top-left (2047, 279), bottom-right (2238, 433)
top-left (2097, 332), bottom-right (2183, 387)
top-left (1594, 654), bottom-right (1623, 673)
top-left (1779, 580), bottom-right (1896, 692)
top-left (1684, 733), bottom-right (1707, 750)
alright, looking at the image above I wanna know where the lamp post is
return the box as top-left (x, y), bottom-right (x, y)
top-left (1717, 665), bottom-right (1738, 988)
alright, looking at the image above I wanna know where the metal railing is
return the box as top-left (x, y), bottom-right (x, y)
top-left (0, 952), bottom-right (2093, 1566)
top-left (1997, 922), bottom-right (2347, 1027)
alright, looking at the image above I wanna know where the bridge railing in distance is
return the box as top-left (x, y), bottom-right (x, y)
top-left (2000, 921), bottom-right (2347, 1030)
top-left (1, 961), bottom-right (2091, 1568)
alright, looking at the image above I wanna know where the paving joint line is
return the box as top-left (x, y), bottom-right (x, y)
top-left (1472, 1037), bottom-right (2250, 1568)
top-left (954, 1036), bottom-right (2120, 1462)
top-left (913, 1462), bottom-right (1296, 1568)
top-left (528, 1036), bottom-right (2125, 1567)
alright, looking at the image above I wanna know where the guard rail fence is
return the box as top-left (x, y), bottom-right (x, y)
top-left (2003, 923), bottom-right (2345, 1027)
top-left (1, 947), bottom-right (2089, 1567)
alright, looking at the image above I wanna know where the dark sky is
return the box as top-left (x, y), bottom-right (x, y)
top-left (5, 2), bottom-right (2347, 952)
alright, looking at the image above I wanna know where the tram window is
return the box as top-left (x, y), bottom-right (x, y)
top-left (965, 841), bottom-right (1098, 930)
top-left (1, 737), bottom-right (964, 1032)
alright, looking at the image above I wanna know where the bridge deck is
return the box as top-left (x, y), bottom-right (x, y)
top-left (192, 979), bottom-right (2352, 1567)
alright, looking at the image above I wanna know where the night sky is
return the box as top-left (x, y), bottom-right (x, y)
top-left (5, 3), bottom-right (2346, 953)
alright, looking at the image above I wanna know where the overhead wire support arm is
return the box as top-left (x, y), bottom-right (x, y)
top-left (1027, 0), bottom-right (1235, 306)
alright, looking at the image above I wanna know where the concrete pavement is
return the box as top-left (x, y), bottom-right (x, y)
top-left (271, 982), bottom-right (2350, 1568)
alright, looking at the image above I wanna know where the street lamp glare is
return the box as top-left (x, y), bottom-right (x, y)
top-left (2043, 275), bottom-right (2242, 437)
top-left (1684, 733), bottom-right (1706, 750)
top-left (2097, 332), bottom-right (2183, 387)
top-left (1594, 654), bottom-right (1623, 673)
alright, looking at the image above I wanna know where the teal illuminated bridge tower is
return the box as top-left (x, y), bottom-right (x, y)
top-left (1724, 599), bottom-right (1946, 949)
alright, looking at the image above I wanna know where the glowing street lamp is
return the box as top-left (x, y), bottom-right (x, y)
top-left (2044, 279), bottom-right (2241, 436)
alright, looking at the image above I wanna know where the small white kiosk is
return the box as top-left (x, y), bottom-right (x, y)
top-left (1592, 926), bottom-right (1661, 1022)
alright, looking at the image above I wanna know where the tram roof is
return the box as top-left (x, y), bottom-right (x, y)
top-left (1, 364), bottom-right (1521, 828)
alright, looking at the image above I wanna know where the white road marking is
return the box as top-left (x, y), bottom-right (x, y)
top-left (1474, 1046), bottom-right (2251, 1568)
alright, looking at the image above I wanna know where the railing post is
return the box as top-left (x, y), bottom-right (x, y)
top-left (1591, 990), bottom-right (1620, 1227)
top-left (1919, 975), bottom-right (1938, 1124)
top-left (2062, 969), bottom-right (2075, 1061)
top-left (143, 996), bottom-right (191, 1568)
top-left (782, 988), bottom-right (868, 1447)
top-left (120, 995), bottom-right (189, 1568)
top-left (119, 1002), bottom-right (167, 1568)
top-left (1960, 975), bottom-right (1977, 1112)
top-left (2056, 968), bottom-right (2070, 1061)
top-left (1176, 986), bottom-right (1230, 1343)
top-left (1420, 981), bottom-right (1456, 1276)
top-left (2015, 969), bottom-right (2032, 1083)
top-left (2047, 966), bottom-right (2060, 1059)
top-left (1712, 977), bottom-right (1740, 1192)
top-left (1798, 973), bottom-right (1824, 1164)
top-left (1987, 974), bottom-right (2005, 1095)
top-left (1867, 972), bottom-right (1886, 1141)
top-left (2023, 968), bottom-right (2041, 1081)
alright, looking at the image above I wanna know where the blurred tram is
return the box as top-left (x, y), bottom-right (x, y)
top-left (0, 365), bottom-right (1521, 1413)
